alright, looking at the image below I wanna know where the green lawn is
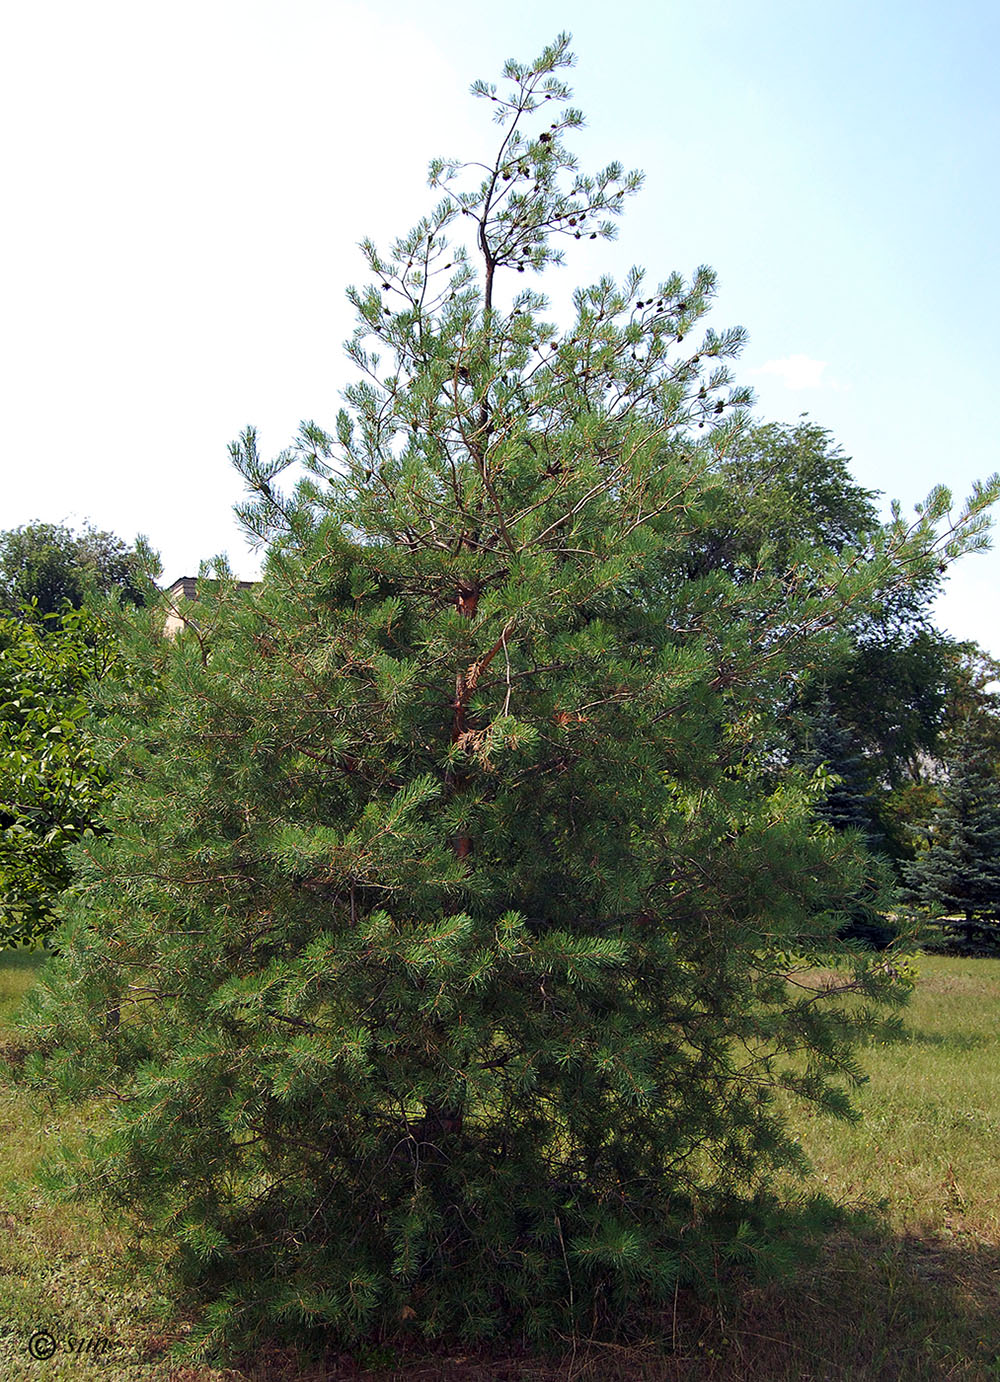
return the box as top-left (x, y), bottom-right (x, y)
top-left (1, 951), bottom-right (999, 1380)
top-left (788, 957), bottom-right (1000, 1241)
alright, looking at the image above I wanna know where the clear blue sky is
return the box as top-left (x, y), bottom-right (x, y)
top-left (2, 1), bottom-right (997, 649)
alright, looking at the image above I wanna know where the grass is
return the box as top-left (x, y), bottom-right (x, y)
top-left (785, 957), bottom-right (1000, 1240)
top-left (1, 952), bottom-right (1000, 1378)
top-left (734, 955), bottom-right (1000, 1380)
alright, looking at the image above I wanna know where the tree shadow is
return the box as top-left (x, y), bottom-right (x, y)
top-left (712, 1210), bottom-right (1000, 1381)
top-left (0, 948), bottom-right (48, 975)
top-left (889, 1026), bottom-right (997, 1052)
top-left (221, 1202), bottom-right (1000, 1380)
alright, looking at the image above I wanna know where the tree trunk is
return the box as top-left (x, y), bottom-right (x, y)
top-left (416, 581), bottom-right (480, 1141)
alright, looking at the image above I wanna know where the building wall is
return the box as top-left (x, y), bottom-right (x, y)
top-left (163, 576), bottom-right (200, 638)
top-left (162, 576), bottom-right (257, 637)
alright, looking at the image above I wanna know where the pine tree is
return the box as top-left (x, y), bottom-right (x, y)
top-left (15, 37), bottom-right (999, 1355)
top-left (903, 717), bottom-right (1000, 952)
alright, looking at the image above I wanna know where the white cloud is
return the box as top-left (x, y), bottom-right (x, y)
top-left (750, 354), bottom-right (830, 390)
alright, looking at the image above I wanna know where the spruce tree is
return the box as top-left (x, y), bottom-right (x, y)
top-left (904, 717), bottom-right (1000, 952)
top-left (16, 37), bottom-right (1000, 1354)
top-left (808, 690), bottom-right (878, 840)
top-left (804, 690), bottom-right (895, 949)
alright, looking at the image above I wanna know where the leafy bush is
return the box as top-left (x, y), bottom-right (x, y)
top-left (0, 608), bottom-right (116, 947)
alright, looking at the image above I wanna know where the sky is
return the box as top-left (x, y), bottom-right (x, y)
top-left (2, 0), bottom-right (998, 650)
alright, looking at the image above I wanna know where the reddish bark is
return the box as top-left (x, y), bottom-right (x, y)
top-left (450, 583), bottom-right (480, 858)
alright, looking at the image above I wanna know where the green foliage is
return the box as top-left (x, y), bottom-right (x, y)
top-left (939, 640), bottom-right (1000, 749)
top-left (686, 420), bottom-right (958, 842)
top-left (903, 717), bottom-right (1000, 953)
top-left (807, 692), bottom-right (878, 841)
top-left (869, 638), bottom-right (1000, 871)
top-left (15, 36), bottom-right (1000, 1356)
top-left (718, 425), bottom-right (991, 887)
top-left (800, 692), bottom-right (896, 950)
top-left (0, 609), bottom-right (116, 947)
top-left (0, 522), bottom-right (146, 621)
top-left (819, 629), bottom-right (954, 794)
top-left (689, 419), bottom-right (881, 579)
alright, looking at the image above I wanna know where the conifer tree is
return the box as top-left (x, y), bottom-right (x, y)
top-left (803, 690), bottom-right (895, 949)
top-left (16, 37), bottom-right (1000, 1353)
top-left (808, 690), bottom-right (878, 840)
top-left (903, 717), bottom-right (1000, 952)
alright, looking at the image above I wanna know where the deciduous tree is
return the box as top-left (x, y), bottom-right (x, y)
top-left (0, 522), bottom-right (145, 620)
